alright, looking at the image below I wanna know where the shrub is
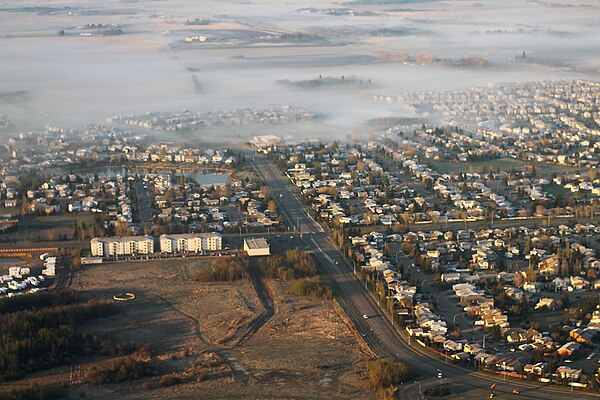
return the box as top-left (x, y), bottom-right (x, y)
top-left (86, 357), bottom-right (156, 385)
top-left (423, 384), bottom-right (450, 397)
top-left (254, 249), bottom-right (317, 280)
top-left (158, 375), bottom-right (181, 387)
top-left (194, 255), bottom-right (249, 282)
top-left (365, 358), bottom-right (416, 392)
top-left (288, 278), bottom-right (332, 299)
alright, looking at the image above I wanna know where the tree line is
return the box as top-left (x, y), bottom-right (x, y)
top-left (0, 289), bottom-right (79, 314)
top-left (194, 249), bottom-right (319, 283)
top-left (0, 292), bottom-right (119, 381)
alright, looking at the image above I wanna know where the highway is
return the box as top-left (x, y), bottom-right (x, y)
top-left (250, 153), bottom-right (599, 400)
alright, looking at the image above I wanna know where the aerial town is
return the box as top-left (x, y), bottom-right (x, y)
top-left (269, 136), bottom-right (600, 390)
top-left (1, 0), bottom-right (600, 399)
top-left (2, 115), bottom-right (600, 398)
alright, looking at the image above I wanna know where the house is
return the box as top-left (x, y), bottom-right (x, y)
top-left (556, 366), bottom-right (582, 381)
top-left (523, 362), bottom-right (547, 376)
top-left (557, 341), bottom-right (580, 357)
top-left (570, 276), bottom-right (590, 290)
top-left (569, 327), bottom-right (598, 344)
top-left (538, 255), bottom-right (559, 276)
top-left (442, 272), bottom-right (461, 283)
top-left (523, 281), bottom-right (543, 293)
top-left (443, 340), bottom-right (463, 352)
top-left (535, 297), bottom-right (557, 310)
top-left (464, 343), bottom-right (483, 355)
top-left (505, 328), bottom-right (542, 343)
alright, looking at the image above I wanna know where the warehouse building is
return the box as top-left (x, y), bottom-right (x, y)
top-left (243, 237), bottom-right (270, 256)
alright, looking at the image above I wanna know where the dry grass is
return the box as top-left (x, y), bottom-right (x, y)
top-left (17, 258), bottom-right (376, 399)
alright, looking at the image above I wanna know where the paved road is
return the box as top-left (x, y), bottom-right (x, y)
top-left (249, 153), bottom-right (600, 400)
top-left (135, 181), bottom-right (154, 230)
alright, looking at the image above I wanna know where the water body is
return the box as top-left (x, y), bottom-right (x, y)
top-left (91, 167), bottom-right (229, 186)
top-left (194, 172), bottom-right (229, 186)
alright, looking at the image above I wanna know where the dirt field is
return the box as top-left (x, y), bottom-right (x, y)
top-left (5, 257), bottom-right (374, 399)
top-left (71, 258), bottom-right (262, 347)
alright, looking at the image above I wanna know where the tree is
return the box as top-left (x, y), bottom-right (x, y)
top-left (267, 200), bottom-right (278, 213)
top-left (20, 196), bottom-right (30, 216)
top-left (514, 271), bottom-right (525, 288)
top-left (114, 221), bottom-right (131, 237)
top-left (491, 325), bottom-right (502, 340)
top-left (560, 292), bottom-right (570, 308)
top-left (526, 264), bottom-right (537, 282)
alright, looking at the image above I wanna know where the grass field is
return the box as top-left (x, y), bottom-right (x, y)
top-left (429, 158), bottom-right (581, 178)
top-left (530, 309), bottom-right (569, 331)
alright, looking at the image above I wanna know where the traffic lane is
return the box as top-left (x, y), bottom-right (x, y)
top-left (399, 376), bottom-right (565, 400)
top-left (260, 158), bottom-right (323, 233)
top-left (314, 239), bottom-right (439, 375)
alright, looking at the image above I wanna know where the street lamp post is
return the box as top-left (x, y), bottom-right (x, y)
top-left (483, 333), bottom-right (491, 349)
top-left (571, 376), bottom-right (574, 392)
top-left (453, 313), bottom-right (459, 327)
top-left (415, 381), bottom-right (422, 399)
top-left (395, 250), bottom-right (403, 266)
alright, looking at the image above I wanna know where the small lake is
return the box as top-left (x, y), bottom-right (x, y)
top-left (193, 172), bottom-right (229, 186)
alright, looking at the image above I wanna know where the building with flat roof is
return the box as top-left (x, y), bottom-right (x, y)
top-left (90, 236), bottom-right (154, 257)
top-left (243, 237), bottom-right (270, 257)
top-left (159, 232), bottom-right (222, 253)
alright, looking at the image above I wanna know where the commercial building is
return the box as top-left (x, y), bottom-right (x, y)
top-left (90, 236), bottom-right (154, 257)
top-left (159, 232), bottom-right (222, 253)
top-left (243, 237), bottom-right (270, 257)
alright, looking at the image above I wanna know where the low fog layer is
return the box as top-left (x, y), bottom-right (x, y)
top-left (0, 0), bottom-right (598, 138)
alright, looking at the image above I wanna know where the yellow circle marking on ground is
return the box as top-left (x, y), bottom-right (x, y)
top-left (113, 292), bottom-right (135, 301)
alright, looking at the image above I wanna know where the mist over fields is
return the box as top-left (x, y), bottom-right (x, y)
top-left (0, 0), bottom-right (598, 139)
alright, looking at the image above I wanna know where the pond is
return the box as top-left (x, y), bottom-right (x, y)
top-left (91, 168), bottom-right (230, 186)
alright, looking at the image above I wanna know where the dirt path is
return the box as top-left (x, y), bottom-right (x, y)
top-left (229, 273), bottom-right (276, 347)
top-left (150, 293), bottom-right (211, 347)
